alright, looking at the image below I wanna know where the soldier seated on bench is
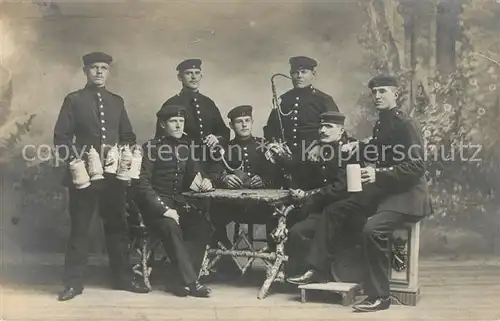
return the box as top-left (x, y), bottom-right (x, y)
top-left (133, 104), bottom-right (213, 298)
top-left (211, 105), bottom-right (284, 250)
top-left (285, 111), bottom-right (371, 282)
top-left (348, 75), bottom-right (431, 312)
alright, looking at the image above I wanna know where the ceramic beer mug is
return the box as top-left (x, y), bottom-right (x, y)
top-left (104, 144), bottom-right (119, 175)
top-left (128, 147), bottom-right (143, 180)
top-left (87, 146), bottom-right (104, 181)
top-left (346, 163), bottom-right (362, 192)
top-left (116, 145), bottom-right (132, 181)
top-left (69, 158), bottom-right (91, 189)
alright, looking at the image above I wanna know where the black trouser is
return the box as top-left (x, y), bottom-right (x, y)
top-left (145, 216), bottom-right (198, 285)
top-left (286, 213), bottom-right (321, 276)
top-left (64, 178), bottom-right (133, 289)
top-left (361, 210), bottom-right (421, 298)
top-left (307, 198), bottom-right (369, 271)
top-left (287, 191), bottom-right (377, 277)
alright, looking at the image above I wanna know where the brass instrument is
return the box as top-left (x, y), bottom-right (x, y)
top-left (270, 73), bottom-right (292, 145)
top-left (269, 73), bottom-right (294, 187)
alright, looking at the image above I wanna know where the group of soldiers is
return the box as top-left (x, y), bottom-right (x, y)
top-left (53, 51), bottom-right (431, 313)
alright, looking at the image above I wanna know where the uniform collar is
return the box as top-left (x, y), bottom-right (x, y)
top-left (160, 135), bottom-right (184, 145)
top-left (292, 84), bottom-right (314, 95)
top-left (180, 87), bottom-right (200, 98)
top-left (85, 83), bottom-right (107, 94)
top-left (379, 106), bottom-right (400, 120)
top-left (233, 135), bottom-right (254, 146)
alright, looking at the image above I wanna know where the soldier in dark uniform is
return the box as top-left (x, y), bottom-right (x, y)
top-left (133, 104), bottom-right (213, 297)
top-left (159, 59), bottom-right (230, 179)
top-left (349, 75), bottom-right (431, 312)
top-left (263, 56), bottom-right (340, 188)
top-left (53, 52), bottom-right (148, 301)
top-left (284, 111), bottom-right (362, 279)
top-left (211, 105), bottom-right (283, 249)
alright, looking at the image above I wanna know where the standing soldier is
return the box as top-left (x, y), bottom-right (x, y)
top-left (53, 52), bottom-right (148, 301)
top-left (134, 104), bottom-right (213, 297)
top-left (351, 75), bottom-right (431, 312)
top-left (263, 56), bottom-right (340, 188)
top-left (160, 59), bottom-right (230, 179)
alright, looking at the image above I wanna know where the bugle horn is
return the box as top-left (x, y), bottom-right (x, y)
top-left (270, 73), bottom-right (292, 144)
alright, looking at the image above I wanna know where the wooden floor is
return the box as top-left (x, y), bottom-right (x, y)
top-left (1, 253), bottom-right (499, 321)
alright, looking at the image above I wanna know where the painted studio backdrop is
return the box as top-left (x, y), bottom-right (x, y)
top-left (1, 0), bottom-right (499, 255)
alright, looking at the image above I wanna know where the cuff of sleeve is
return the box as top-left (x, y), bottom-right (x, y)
top-left (156, 196), bottom-right (169, 212)
top-left (375, 167), bottom-right (394, 184)
top-left (375, 166), bottom-right (394, 173)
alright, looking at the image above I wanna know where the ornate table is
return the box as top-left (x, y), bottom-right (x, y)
top-left (183, 189), bottom-right (295, 299)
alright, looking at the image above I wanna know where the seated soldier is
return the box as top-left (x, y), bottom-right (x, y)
top-left (211, 105), bottom-right (284, 250)
top-left (133, 104), bottom-right (213, 297)
top-left (285, 111), bottom-right (367, 282)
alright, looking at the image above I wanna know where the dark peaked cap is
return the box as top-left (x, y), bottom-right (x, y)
top-left (368, 75), bottom-right (399, 89)
top-left (289, 56), bottom-right (318, 71)
top-left (320, 111), bottom-right (346, 125)
top-left (227, 105), bottom-right (253, 120)
top-left (156, 104), bottom-right (187, 119)
top-left (82, 52), bottom-right (113, 66)
top-left (176, 59), bottom-right (202, 72)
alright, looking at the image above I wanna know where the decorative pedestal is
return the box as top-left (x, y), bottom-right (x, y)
top-left (389, 221), bottom-right (421, 306)
top-left (298, 221), bottom-right (422, 307)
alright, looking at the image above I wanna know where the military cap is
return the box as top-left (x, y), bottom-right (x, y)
top-left (82, 52), bottom-right (113, 66)
top-left (289, 56), bottom-right (318, 71)
top-left (156, 104), bottom-right (187, 119)
top-left (368, 75), bottom-right (399, 89)
top-left (227, 105), bottom-right (253, 120)
top-left (176, 59), bottom-right (202, 72)
top-left (320, 111), bottom-right (346, 125)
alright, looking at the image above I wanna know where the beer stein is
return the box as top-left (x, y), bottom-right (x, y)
top-left (104, 144), bottom-right (119, 174)
top-left (128, 147), bottom-right (143, 180)
top-left (69, 158), bottom-right (91, 189)
top-left (87, 146), bottom-right (104, 181)
top-left (116, 145), bottom-right (132, 181)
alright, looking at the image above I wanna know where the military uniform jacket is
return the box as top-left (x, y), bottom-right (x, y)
top-left (263, 85), bottom-right (339, 156)
top-left (134, 136), bottom-right (202, 219)
top-left (360, 107), bottom-right (432, 217)
top-left (54, 85), bottom-right (136, 157)
top-left (217, 136), bottom-right (281, 188)
top-left (161, 89), bottom-right (230, 160)
top-left (299, 134), bottom-right (359, 212)
top-left (53, 85), bottom-right (136, 185)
